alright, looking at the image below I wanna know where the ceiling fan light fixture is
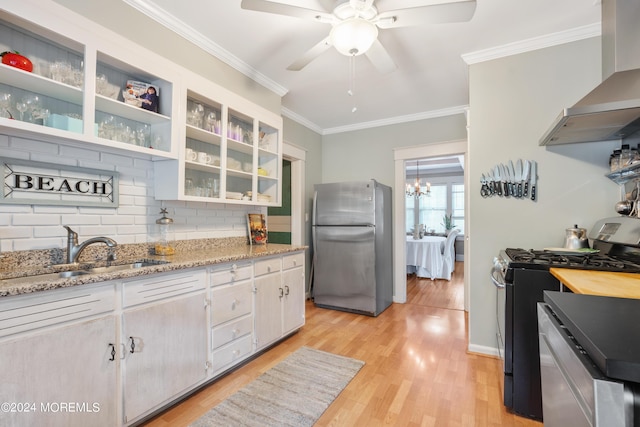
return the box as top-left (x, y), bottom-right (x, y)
top-left (330, 18), bottom-right (378, 56)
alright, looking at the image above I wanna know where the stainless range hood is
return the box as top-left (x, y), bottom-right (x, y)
top-left (540, 0), bottom-right (640, 146)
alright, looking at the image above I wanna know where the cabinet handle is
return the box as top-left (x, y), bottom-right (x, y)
top-left (285, 285), bottom-right (290, 296)
top-left (108, 343), bottom-right (116, 361)
top-left (267, 266), bottom-right (272, 272)
top-left (232, 328), bottom-right (239, 337)
top-left (232, 298), bottom-right (239, 309)
top-left (232, 349), bottom-right (240, 357)
top-left (279, 287), bottom-right (284, 298)
top-left (129, 336), bottom-right (136, 354)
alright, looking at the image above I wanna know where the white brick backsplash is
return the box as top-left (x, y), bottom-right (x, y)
top-left (14, 237), bottom-right (61, 251)
top-left (2, 227), bottom-right (32, 239)
top-left (33, 226), bottom-right (67, 238)
top-left (61, 215), bottom-right (102, 225)
top-left (59, 145), bottom-right (102, 161)
top-left (33, 205), bottom-right (79, 214)
top-left (10, 136), bottom-right (59, 155)
top-left (116, 206), bottom-right (148, 216)
top-left (101, 215), bottom-right (137, 225)
top-left (2, 135), bottom-right (262, 252)
top-left (13, 214), bottom-right (62, 226)
top-left (78, 225), bottom-right (119, 236)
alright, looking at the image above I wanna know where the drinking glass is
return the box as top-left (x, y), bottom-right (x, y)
top-left (0, 93), bottom-right (12, 118)
top-left (15, 99), bottom-right (28, 122)
top-left (205, 111), bottom-right (216, 132)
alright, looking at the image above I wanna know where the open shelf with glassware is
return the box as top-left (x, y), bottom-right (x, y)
top-left (0, 8), bottom-right (178, 159)
top-left (154, 87), bottom-right (282, 206)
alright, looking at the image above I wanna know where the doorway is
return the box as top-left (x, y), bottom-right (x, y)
top-left (393, 139), bottom-right (469, 311)
top-left (267, 159), bottom-right (292, 244)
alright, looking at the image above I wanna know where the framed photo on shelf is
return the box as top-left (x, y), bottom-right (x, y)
top-left (123, 80), bottom-right (159, 113)
top-left (247, 213), bottom-right (267, 245)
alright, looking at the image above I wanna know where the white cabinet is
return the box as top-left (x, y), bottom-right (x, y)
top-left (0, 250), bottom-right (304, 426)
top-left (282, 252), bottom-right (306, 335)
top-left (254, 252), bottom-right (306, 351)
top-left (154, 86), bottom-right (283, 206)
top-left (0, 282), bottom-right (117, 427)
top-left (0, 7), bottom-right (176, 158)
top-left (0, 2), bottom-right (283, 206)
top-left (210, 262), bottom-right (254, 373)
top-left (121, 270), bottom-right (208, 424)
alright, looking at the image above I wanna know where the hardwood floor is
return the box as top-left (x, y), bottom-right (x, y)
top-left (143, 262), bottom-right (542, 426)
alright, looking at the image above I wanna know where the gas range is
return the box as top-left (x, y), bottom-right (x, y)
top-left (506, 247), bottom-right (640, 269)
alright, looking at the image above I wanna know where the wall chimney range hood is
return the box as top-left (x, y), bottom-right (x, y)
top-left (540, 0), bottom-right (640, 146)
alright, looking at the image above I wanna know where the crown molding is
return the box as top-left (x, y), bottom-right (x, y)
top-left (322, 105), bottom-right (469, 135)
top-left (281, 107), bottom-right (324, 135)
top-left (462, 23), bottom-right (601, 65)
top-left (122, 0), bottom-right (289, 97)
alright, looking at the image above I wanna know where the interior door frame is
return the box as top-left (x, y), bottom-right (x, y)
top-left (393, 138), bottom-right (469, 311)
top-left (283, 141), bottom-right (305, 246)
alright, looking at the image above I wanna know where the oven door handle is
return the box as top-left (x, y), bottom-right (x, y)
top-left (490, 267), bottom-right (506, 289)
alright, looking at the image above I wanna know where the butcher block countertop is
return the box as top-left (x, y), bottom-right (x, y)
top-left (550, 268), bottom-right (640, 299)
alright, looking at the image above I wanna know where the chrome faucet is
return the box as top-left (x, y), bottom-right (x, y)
top-left (63, 225), bottom-right (117, 264)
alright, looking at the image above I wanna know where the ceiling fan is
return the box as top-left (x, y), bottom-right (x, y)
top-left (240, 0), bottom-right (477, 73)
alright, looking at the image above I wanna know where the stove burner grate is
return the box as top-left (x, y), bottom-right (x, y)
top-left (504, 248), bottom-right (640, 272)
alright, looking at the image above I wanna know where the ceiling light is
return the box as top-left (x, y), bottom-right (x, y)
top-left (329, 18), bottom-right (378, 56)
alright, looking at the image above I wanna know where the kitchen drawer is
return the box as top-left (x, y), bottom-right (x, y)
top-left (212, 314), bottom-right (253, 350)
top-left (0, 281), bottom-right (115, 338)
top-left (211, 334), bottom-right (253, 373)
top-left (210, 262), bottom-right (252, 287)
top-left (254, 257), bottom-right (281, 276)
top-left (282, 252), bottom-right (304, 270)
top-left (123, 269), bottom-right (206, 308)
top-left (211, 281), bottom-right (253, 326)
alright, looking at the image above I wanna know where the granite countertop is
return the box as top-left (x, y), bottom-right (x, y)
top-left (0, 244), bottom-right (306, 298)
top-left (549, 268), bottom-right (640, 299)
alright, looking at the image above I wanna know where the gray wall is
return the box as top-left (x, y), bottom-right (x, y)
top-left (468, 37), bottom-right (619, 352)
top-left (282, 116), bottom-right (323, 289)
top-left (321, 115), bottom-right (468, 186)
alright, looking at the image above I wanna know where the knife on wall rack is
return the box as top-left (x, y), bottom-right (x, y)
top-left (480, 159), bottom-right (537, 201)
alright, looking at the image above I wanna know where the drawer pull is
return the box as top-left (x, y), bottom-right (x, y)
top-left (108, 343), bottom-right (116, 361)
top-left (279, 287), bottom-right (284, 298)
top-left (129, 336), bottom-right (136, 354)
top-left (232, 328), bottom-right (239, 337)
top-left (232, 349), bottom-right (240, 357)
top-left (232, 298), bottom-right (239, 309)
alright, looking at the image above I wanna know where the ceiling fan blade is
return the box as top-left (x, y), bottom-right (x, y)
top-left (376, 0), bottom-right (477, 29)
top-left (286, 36), bottom-right (333, 71)
top-left (365, 39), bottom-right (396, 74)
top-left (240, 0), bottom-right (333, 22)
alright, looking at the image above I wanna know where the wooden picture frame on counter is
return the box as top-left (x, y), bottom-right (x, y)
top-left (247, 213), bottom-right (267, 245)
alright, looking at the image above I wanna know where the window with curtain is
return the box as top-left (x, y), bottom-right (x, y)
top-left (452, 183), bottom-right (465, 234)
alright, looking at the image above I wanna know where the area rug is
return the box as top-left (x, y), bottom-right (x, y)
top-left (190, 346), bottom-right (365, 427)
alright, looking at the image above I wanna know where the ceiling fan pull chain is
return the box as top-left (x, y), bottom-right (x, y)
top-left (349, 53), bottom-right (357, 113)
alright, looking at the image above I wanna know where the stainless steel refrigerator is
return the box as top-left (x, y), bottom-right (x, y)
top-left (312, 180), bottom-right (393, 316)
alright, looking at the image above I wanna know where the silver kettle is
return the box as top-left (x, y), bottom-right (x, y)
top-left (564, 224), bottom-right (590, 249)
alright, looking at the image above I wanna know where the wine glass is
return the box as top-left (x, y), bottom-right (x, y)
top-left (205, 111), bottom-right (216, 133)
top-left (0, 93), bottom-right (12, 118)
top-left (15, 99), bottom-right (28, 122)
top-left (23, 94), bottom-right (41, 123)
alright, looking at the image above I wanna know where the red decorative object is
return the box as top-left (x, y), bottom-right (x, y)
top-left (1, 51), bottom-right (33, 72)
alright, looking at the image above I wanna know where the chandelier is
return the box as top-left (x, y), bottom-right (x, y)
top-left (406, 160), bottom-right (431, 198)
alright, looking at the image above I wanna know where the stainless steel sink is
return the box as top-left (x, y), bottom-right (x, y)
top-left (1, 259), bottom-right (170, 286)
top-left (85, 260), bottom-right (169, 274)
